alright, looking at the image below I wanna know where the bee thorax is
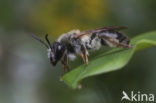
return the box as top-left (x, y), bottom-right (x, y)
top-left (57, 29), bottom-right (80, 43)
top-left (81, 35), bottom-right (101, 51)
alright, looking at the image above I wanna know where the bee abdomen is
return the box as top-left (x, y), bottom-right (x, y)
top-left (116, 32), bottom-right (130, 44)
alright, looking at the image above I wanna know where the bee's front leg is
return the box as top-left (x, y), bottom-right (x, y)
top-left (61, 53), bottom-right (69, 76)
top-left (80, 45), bottom-right (88, 66)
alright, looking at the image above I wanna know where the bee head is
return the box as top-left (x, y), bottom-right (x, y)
top-left (45, 35), bottom-right (65, 66)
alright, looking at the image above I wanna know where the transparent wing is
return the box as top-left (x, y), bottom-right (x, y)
top-left (77, 26), bottom-right (128, 38)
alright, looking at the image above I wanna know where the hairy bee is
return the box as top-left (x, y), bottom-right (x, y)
top-left (32, 26), bottom-right (132, 76)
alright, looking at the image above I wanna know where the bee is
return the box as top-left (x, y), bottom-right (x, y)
top-left (31, 26), bottom-right (132, 76)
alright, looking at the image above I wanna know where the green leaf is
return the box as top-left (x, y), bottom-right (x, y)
top-left (62, 31), bottom-right (156, 89)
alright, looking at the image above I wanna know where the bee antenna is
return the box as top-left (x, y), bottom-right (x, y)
top-left (45, 34), bottom-right (52, 48)
top-left (31, 33), bottom-right (49, 48)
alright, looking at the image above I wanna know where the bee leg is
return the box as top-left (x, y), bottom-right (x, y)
top-left (106, 38), bottom-right (131, 48)
top-left (117, 42), bottom-right (132, 48)
top-left (80, 45), bottom-right (88, 66)
top-left (99, 35), bottom-right (132, 48)
top-left (61, 53), bottom-right (69, 76)
top-left (107, 38), bottom-right (132, 48)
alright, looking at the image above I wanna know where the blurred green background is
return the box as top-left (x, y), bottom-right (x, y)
top-left (0, 0), bottom-right (156, 103)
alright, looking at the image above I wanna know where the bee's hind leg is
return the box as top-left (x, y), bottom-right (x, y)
top-left (98, 34), bottom-right (132, 49)
top-left (80, 45), bottom-right (88, 66)
top-left (117, 42), bottom-right (132, 48)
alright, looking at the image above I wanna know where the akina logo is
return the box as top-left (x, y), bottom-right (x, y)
top-left (121, 91), bottom-right (155, 102)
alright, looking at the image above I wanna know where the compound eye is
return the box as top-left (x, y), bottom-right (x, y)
top-left (58, 45), bottom-right (62, 51)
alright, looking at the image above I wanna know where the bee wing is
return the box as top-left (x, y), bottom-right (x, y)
top-left (77, 26), bottom-right (128, 38)
top-left (94, 26), bottom-right (128, 31)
